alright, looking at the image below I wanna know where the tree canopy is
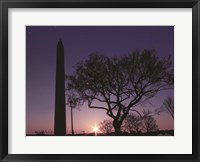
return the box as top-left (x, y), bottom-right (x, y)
top-left (66, 49), bottom-right (173, 134)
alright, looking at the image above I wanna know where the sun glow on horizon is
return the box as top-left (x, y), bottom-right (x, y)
top-left (93, 126), bottom-right (99, 132)
top-left (92, 125), bottom-right (100, 136)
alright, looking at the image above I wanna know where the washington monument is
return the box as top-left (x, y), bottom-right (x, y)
top-left (54, 40), bottom-right (66, 135)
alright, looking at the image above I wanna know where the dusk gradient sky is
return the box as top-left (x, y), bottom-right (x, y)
top-left (26, 26), bottom-right (174, 135)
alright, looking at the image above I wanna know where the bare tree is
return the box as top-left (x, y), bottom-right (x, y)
top-left (66, 50), bottom-right (173, 134)
top-left (123, 114), bottom-right (143, 133)
top-left (65, 88), bottom-right (84, 135)
top-left (163, 96), bottom-right (174, 119)
top-left (99, 119), bottom-right (113, 134)
top-left (142, 110), bottom-right (158, 132)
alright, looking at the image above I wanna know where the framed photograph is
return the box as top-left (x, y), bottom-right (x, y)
top-left (0, 0), bottom-right (199, 161)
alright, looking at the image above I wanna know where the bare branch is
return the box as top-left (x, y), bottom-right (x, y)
top-left (88, 101), bottom-right (108, 111)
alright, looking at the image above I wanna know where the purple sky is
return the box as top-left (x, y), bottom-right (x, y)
top-left (26, 26), bottom-right (174, 134)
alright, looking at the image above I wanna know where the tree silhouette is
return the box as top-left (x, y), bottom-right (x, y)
top-left (142, 110), bottom-right (158, 132)
top-left (65, 89), bottom-right (83, 135)
top-left (66, 50), bottom-right (173, 135)
top-left (143, 116), bottom-right (158, 132)
top-left (123, 113), bottom-right (143, 133)
top-left (99, 119), bottom-right (113, 134)
top-left (163, 96), bottom-right (174, 119)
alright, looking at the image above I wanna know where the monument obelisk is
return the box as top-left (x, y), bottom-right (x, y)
top-left (54, 40), bottom-right (66, 136)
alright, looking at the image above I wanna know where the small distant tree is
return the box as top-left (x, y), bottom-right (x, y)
top-left (163, 96), bottom-right (174, 119)
top-left (142, 110), bottom-right (158, 132)
top-left (65, 88), bottom-right (84, 135)
top-left (123, 114), bottom-right (143, 133)
top-left (66, 50), bottom-right (173, 134)
top-left (99, 119), bottom-right (113, 134)
top-left (65, 86), bottom-right (84, 109)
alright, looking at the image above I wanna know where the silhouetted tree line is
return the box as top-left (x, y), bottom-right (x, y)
top-left (99, 109), bottom-right (159, 135)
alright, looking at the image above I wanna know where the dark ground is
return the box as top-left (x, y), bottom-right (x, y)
top-left (27, 130), bottom-right (174, 136)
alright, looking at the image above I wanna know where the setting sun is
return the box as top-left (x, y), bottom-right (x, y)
top-left (93, 126), bottom-right (99, 133)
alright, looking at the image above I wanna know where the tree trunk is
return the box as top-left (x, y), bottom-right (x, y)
top-left (113, 119), bottom-right (122, 135)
